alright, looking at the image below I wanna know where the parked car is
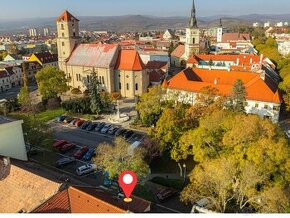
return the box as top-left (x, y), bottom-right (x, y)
top-left (64, 117), bottom-right (74, 124)
top-left (101, 124), bottom-right (112, 134)
top-left (52, 140), bottom-right (68, 150)
top-left (86, 122), bottom-right (97, 131)
top-left (74, 146), bottom-right (89, 159)
top-left (95, 122), bottom-right (105, 132)
top-left (75, 119), bottom-right (85, 127)
top-left (81, 121), bottom-right (91, 130)
top-left (56, 115), bottom-right (67, 122)
top-left (69, 118), bottom-right (77, 125)
top-left (124, 130), bottom-right (134, 139)
top-left (156, 188), bottom-right (177, 202)
top-left (108, 126), bottom-right (119, 135)
top-left (56, 157), bottom-right (76, 168)
top-left (115, 128), bottom-right (126, 137)
top-left (76, 164), bottom-right (97, 176)
top-left (82, 148), bottom-right (96, 161)
top-left (59, 143), bottom-right (76, 153)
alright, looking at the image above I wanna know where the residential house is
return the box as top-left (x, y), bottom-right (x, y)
top-left (163, 29), bottom-right (175, 40)
top-left (0, 70), bottom-right (11, 92)
top-left (163, 68), bottom-right (282, 123)
top-left (146, 61), bottom-right (169, 85)
top-left (4, 66), bottom-right (23, 87)
top-left (216, 33), bottom-right (252, 52)
top-left (33, 186), bottom-right (151, 213)
top-left (28, 52), bottom-right (58, 68)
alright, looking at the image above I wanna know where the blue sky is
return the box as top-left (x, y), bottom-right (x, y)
top-left (1, 0), bottom-right (290, 20)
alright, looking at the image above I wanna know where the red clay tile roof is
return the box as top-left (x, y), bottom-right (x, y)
top-left (0, 70), bottom-right (9, 78)
top-left (222, 33), bottom-right (251, 43)
top-left (67, 44), bottom-right (120, 68)
top-left (164, 68), bottom-right (282, 104)
top-left (33, 189), bottom-right (70, 213)
top-left (33, 186), bottom-right (151, 214)
top-left (56, 10), bottom-right (79, 22)
top-left (171, 45), bottom-right (185, 58)
top-left (115, 49), bottom-right (145, 71)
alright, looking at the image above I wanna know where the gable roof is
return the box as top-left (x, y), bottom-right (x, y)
top-left (30, 52), bottom-right (58, 64)
top-left (146, 61), bottom-right (168, 70)
top-left (33, 186), bottom-right (151, 213)
top-left (0, 70), bottom-right (9, 78)
top-left (67, 44), bottom-right (120, 68)
top-left (115, 49), bottom-right (145, 71)
top-left (149, 69), bottom-right (164, 83)
top-left (171, 45), bottom-right (185, 58)
top-left (0, 164), bottom-right (61, 213)
top-left (164, 68), bottom-right (282, 104)
top-left (56, 10), bottom-right (79, 22)
top-left (222, 33), bottom-right (251, 43)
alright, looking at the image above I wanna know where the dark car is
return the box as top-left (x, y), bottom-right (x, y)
top-left (124, 130), bottom-right (134, 139)
top-left (95, 122), bottom-right (105, 132)
top-left (82, 148), bottom-right (96, 161)
top-left (108, 126), bottom-right (119, 135)
top-left (52, 140), bottom-right (68, 150)
top-left (56, 115), bottom-right (67, 122)
top-left (115, 128), bottom-right (126, 137)
top-left (59, 143), bottom-right (76, 153)
top-left (101, 124), bottom-right (112, 134)
top-left (86, 122), bottom-right (97, 131)
top-left (75, 119), bottom-right (85, 127)
top-left (74, 146), bottom-right (89, 159)
top-left (156, 188), bottom-right (178, 202)
top-left (56, 157), bottom-right (76, 168)
top-left (81, 121), bottom-right (91, 130)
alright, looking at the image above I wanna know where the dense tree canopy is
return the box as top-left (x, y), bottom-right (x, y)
top-left (35, 66), bottom-right (70, 101)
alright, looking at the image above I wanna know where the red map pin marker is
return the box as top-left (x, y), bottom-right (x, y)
top-left (118, 170), bottom-right (138, 203)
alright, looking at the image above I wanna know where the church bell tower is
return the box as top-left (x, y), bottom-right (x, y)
top-left (185, 0), bottom-right (200, 59)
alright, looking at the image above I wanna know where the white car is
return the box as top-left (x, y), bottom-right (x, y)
top-left (76, 164), bottom-right (97, 176)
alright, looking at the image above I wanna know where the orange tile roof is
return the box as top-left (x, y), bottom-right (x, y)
top-left (56, 10), bottom-right (79, 22)
top-left (115, 49), bottom-right (145, 71)
top-left (222, 33), bottom-right (251, 42)
top-left (164, 68), bottom-right (282, 104)
top-left (171, 45), bottom-right (185, 58)
top-left (32, 186), bottom-right (151, 213)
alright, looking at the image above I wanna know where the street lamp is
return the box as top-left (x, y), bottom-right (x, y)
top-left (183, 163), bottom-right (187, 185)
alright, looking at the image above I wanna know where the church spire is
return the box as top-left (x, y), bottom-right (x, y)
top-left (189, 0), bottom-right (198, 28)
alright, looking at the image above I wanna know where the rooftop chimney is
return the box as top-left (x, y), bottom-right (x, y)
top-left (214, 78), bottom-right (218, 85)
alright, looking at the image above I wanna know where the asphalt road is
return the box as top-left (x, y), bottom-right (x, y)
top-left (0, 85), bottom-right (38, 100)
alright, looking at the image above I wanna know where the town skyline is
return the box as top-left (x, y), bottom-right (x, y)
top-left (1, 0), bottom-right (290, 20)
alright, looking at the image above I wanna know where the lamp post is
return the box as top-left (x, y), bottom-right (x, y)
top-left (183, 163), bottom-right (187, 185)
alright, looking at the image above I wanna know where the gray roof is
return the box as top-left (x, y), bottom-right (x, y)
top-left (66, 44), bottom-right (120, 68)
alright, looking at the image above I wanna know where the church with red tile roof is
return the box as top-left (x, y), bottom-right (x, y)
top-left (56, 10), bottom-right (149, 98)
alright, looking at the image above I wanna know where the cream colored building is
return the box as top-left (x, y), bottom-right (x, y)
top-left (56, 10), bottom-right (149, 98)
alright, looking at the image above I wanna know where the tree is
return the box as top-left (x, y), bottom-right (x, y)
top-left (227, 79), bottom-right (247, 112)
top-left (208, 59), bottom-right (214, 66)
top-left (35, 66), bottom-right (70, 101)
top-left (7, 43), bottom-right (19, 55)
top-left (94, 137), bottom-right (149, 179)
top-left (89, 71), bottom-right (102, 115)
top-left (18, 86), bottom-right (32, 112)
top-left (136, 85), bottom-right (164, 127)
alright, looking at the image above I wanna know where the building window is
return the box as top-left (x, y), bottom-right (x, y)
top-left (87, 75), bottom-right (90, 83)
top-left (192, 38), bottom-right (195, 44)
top-left (62, 42), bottom-right (65, 46)
top-left (61, 24), bottom-right (64, 30)
top-left (76, 74), bottom-right (81, 81)
top-left (264, 105), bottom-right (269, 109)
top-left (119, 82), bottom-right (121, 90)
top-left (102, 76), bottom-right (105, 84)
top-left (273, 106), bottom-right (279, 111)
top-left (73, 32), bottom-right (76, 37)
top-left (62, 33), bottom-right (64, 37)
top-left (63, 52), bottom-right (66, 55)
top-left (255, 103), bottom-right (259, 108)
top-left (135, 83), bottom-right (138, 91)
top-left (126, 83), bottom-right (129, 90)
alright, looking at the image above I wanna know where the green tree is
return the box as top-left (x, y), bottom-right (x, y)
top-left (35, 66), bottom-right (70, 101)
top-left (227, 79), bottom-right (247, 112)
top-left (136, 85), bottom-right (164, 127)
top-left (208, 59), bottom-right (214, 66)
top-left (94, 137), bottom-right (149, 179)
top-left (88, 70), bottom-right (102, 115)
top-left (18, 86), bottom-right (32, 112)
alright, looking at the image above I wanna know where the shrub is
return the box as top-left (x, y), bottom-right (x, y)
top-left (71, 88), bottom-right (82, 95)
top-left (32, 102), bottom-right (46, 113)
top-left (46, 97), bottom-right (61, 110)
top-left (62, 97), bottom-right (91, 114)
top-left (83, 89), bottom-right (89, 96)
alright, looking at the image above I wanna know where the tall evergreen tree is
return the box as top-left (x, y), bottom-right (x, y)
top-left (228, 79), bottom-right (247, 112)
top-left (89, 69), bottom-right (102, 115)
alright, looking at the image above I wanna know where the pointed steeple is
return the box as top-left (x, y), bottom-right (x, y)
top-left (189, 0), bottom-right (198, 28)
top-left (220, 18), bottom-right (223, 27)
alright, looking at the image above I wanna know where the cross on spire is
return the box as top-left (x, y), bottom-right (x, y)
top-left (189, 0), bottom-right (198, 28)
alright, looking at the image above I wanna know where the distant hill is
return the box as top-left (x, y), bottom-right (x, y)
top-left (1, 13), bottom-right (290, 34)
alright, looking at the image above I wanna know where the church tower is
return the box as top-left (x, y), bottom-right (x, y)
top-left (185, 0), bottom-right (200, 59)
top-left (56, 10), bottom-right (81, 71)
